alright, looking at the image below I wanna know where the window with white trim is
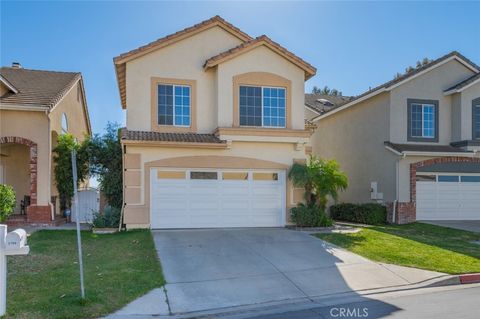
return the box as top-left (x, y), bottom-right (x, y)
top-left (239, 86), bottom-right (286, 128)
top-left (158, 84), bottom-right (190, 126)
top-left (473, 98), bottom-right (480, 139)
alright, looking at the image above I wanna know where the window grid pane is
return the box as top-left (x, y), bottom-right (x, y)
top-left (263, 87), bottom-right (286, 128)
top-left (158, 84), bottom-right (190, 126)
top-left (239, 86), bottom-right (262, 126)
top-left (411, 104), bottom-right (422, 137)
top-left (422, 104), bottom-right (435, 138)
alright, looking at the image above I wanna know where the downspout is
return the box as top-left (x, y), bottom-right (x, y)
top-left (46, 109), bottom-right (55, 221)
top-left (118, 143), bottom-right (126, 232)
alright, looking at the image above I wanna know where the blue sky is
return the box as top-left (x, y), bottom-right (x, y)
top-left (2, 1), bottom-right (479, 134)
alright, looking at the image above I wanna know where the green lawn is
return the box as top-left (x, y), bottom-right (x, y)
top-left (5, 230), bottom-right (164, 319)
top-left (316, 223), bottom-right (480, 274)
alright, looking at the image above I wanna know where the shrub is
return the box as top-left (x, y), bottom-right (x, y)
top-left (291, 204), bottom-right (333, 227)
top-left (330, 203), bottom-right (387, 225)
top-left (92, 205), bottom-right (121, 228)
top-left (0, 184), bottom-right (16, 222)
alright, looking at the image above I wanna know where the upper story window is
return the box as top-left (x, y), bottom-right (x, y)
top-left (61, 113), bottom-right (68, 134)
top-left (407, 99), bottom-right (438, 142)
top-left (158, 84), bottom-right (190, 126)
top-left (239, 86), bottom-right (286, 128)
top-left (473, 97), bottom-right (480, 139)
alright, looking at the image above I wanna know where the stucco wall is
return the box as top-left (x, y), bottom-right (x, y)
top-left (389, 59), bottom-right (476, 144)
top-left (123, 141), bottom-right (306, 226)
top-left (311, 92), bottom-right (398, 203)
top-left (451, 93), bottom-right (462, 142)
top-left (125, 26), bottom-right (243, 133)
top-left (0, 144), bottom-right (30, 213)
top-left (216, 46), bottom-right (306, 130)
top-left (50, 81), bottom-right (90, 141)
top-left (459, 81), bottom-right (480, 141)
top-left (0, 109), bottom-right (50, 205)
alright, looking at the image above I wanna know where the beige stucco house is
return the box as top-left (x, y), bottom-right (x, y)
top-left (310, 52), bottom-right (480, 223)
top-left (114, 16), bottom-right (316, 229)
top-left (0, 64), bottom-right (91, 225)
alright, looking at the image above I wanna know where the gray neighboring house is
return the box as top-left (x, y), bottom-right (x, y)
top-left (309, 51), bottom-right (480, 223)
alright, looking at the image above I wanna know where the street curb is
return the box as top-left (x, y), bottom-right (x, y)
top-left (459, 273), bottom-right (480, 284)
top-left (425, 273), bottom-right (480, 287)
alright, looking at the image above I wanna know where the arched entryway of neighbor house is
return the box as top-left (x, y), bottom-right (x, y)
top-left (0, 136), bottom-right (38, 217)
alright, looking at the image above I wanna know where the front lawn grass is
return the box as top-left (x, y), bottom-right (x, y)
top-left (316, 222), bottom-right (480, 274)
top-left (5, 230), bottom-right (164, 319)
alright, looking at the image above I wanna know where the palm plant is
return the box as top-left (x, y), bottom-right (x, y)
top-left (288, 156), bottom-right (348, 210)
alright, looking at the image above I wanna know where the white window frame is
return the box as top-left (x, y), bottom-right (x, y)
top-left (157, 84), bottom-right (191, 128)
top-left (411, 103), bottom-right (435, 138)
top-left (239, 85), bottom-right (286, 128)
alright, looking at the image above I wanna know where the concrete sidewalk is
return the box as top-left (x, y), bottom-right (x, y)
top-left (110, 228), bottom-right (445, 317)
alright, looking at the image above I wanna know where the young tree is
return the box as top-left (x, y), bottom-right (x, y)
top-left (88, 122), bottom-right (123, 209)
top-left (288, 156), bottom-right (348, 210)
top-left (53, 134), bottom-right (90, 211)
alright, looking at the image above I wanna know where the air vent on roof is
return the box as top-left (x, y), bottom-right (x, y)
top-left (11, 62), bottom-right (22, 69)
top-left (316, 98), bottom-right (334, 106)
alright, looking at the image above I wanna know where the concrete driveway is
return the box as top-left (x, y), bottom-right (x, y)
top-left (113, 228), bottom-right (444, 316)
top-left (421, 220), bottom-right (480, 233)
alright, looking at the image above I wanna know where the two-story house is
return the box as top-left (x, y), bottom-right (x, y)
top-left (114, 16), bottom-right (316, 229)
top-left (310, 51), bottom-right (480, 223)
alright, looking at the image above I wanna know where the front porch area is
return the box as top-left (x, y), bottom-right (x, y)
top-left (0, 136), bottom-right (64, 226)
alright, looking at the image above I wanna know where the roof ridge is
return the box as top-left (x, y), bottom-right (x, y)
top-left (0, 66), bottom-right (81, 75)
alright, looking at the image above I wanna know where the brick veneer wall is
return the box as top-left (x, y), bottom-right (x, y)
top-left (0, 136), bottom-right (51, 222)
top-left (388, 156), bottom-right (480, 224)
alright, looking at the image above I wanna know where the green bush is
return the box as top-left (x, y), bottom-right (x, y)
top-left (291, 204), bottom-right (333, 227)
top-left (330, 203), bottom-right (387, 225)
top-left (92, 205), bottom-right (121, 228)
top-left (0, 184), bottom-right (16, 222)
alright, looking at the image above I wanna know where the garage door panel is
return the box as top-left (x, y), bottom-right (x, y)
top-left (417, 174), bottom-right (480, 220)
top-left (150, 168), bottom-right (285, 228)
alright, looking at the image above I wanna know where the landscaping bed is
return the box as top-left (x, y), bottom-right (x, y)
top-left (316, 222), bottom-right (480, 274)
top-left (6, 230), bottom-right (164, 319)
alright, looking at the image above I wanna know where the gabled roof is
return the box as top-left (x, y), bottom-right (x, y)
top-left (0, 67), bottom-right (81, 108)
top-left (304, 94), bottom-right (353, 115)
top-left (312, 51), bottom-right (480, 122)
top-left (444, 72), bottom-right (480, 95)
top-left (0, 74), bottom-right (18, 93)
top-left (204, 35), bottom-right (316, 80)
top-left (114, 16), bottom-right (253, 109)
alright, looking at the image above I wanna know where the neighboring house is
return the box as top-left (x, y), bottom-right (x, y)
top-left (0, 64), bottom-right (91, 225)
top-left (310, 51), bottom-right (480, 223)
top-left (304, 94), bottom-right (352, 120)
top-left (114, 16), bottom-right (316, 229)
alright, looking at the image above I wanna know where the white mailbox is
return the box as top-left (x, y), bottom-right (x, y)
top-left (4, 229), bottom-right (29, 256)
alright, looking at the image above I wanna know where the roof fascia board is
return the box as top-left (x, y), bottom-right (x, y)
top-left (444, 77), bottom-right (480, 95)
top-left (0, 75), bottom-right (18, 93)
top-left (0, 104), bottom-right (49, 111)
top-left (312, 88), bottom-right (387, 121)
top-left (115, 22), bottom-right (251, 65)
top-left (404, 151), bottom-right (475, 157)
top-left (304, 104), bottom-right (321, 115)
top-left (121, 140), bottom-right (228, 149)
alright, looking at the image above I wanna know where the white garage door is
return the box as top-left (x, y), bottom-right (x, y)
top-left (150, 168), bottom-right (286, 228)
top-left (417, 174), bottom-right (480, 220)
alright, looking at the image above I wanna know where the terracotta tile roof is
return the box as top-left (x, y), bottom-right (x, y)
top-left (121, 128), bottom-right (226, 144)
top-left (113, 16), bottom-right (253, 109)
top-left (0, 67), bottom-right (81, 108)
top-left (384, 141), bottom-right (471, 154)
top-left (444, 72), bottom-right (480, 93)
top-left (305, 94), bottom-right (353, 114)
top-left (314, 51), bottom-right (480, 118)
top-left (204, 35), bottom-right (317, 79)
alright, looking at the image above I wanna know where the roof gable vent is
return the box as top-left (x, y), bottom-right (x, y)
top-left (316, 98), bottom-right (334, 106)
